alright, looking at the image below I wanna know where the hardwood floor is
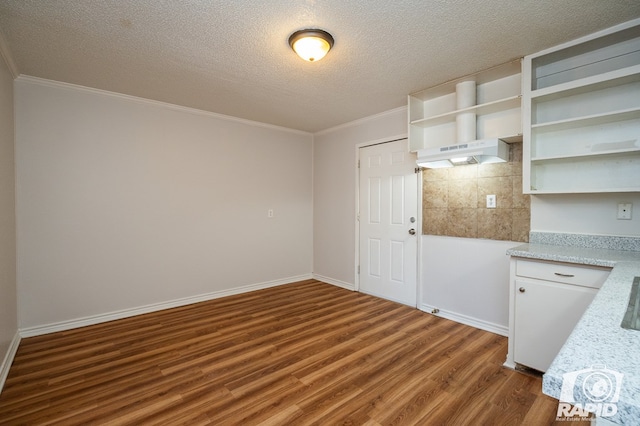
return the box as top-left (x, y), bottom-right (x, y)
top-left (0, 280), bottom-right (585, 425)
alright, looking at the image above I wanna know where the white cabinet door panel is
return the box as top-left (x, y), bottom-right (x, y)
top-left (514, 278), bottom-right (597, 372)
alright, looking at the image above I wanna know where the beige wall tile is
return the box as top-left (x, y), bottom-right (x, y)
top-left (512, 208), bottom-right (531, 242)
top-left (423, 167), bottom-right (449, 182)
top-left (447, 208), bottom-right (477, 238)
top-left (510, 142), bottom-right (523, 176)
top-left (448, 179), bottom-right (478, 208)
top-left (422, 141), bottom-right (529, 241)
top-left (510, 142), bottom-right (523, 163)
top-left (447, 164), bottom-right (477, 180)
top-left (424, 180), bottom-right (448, 208)
top-left (478, 209), bottom-right (513, 240)
top-left (512, 175), bottom-right (530, 209)
top-left (477, 161), bottom-right (513, 178)
top-left (424, 208), bottom-right (448, 235)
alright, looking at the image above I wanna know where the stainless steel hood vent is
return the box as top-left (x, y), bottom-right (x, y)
top-left (416, 138), bottom-right (509, 169)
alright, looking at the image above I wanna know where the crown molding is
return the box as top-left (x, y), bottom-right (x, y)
top-left (314, 105), bottom-right (407, 136)
top-left (0, 28), bottom-right (18, 79)
top-left (15, 75), bottom-right (313, 136)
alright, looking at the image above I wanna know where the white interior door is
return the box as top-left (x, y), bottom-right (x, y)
top-left (358, 139), bottom-right (418, 307)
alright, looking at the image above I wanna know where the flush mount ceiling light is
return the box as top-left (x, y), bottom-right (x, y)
top-left (288, 29), bottom-right (334, 62)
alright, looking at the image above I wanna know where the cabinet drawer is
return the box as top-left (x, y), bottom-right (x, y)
top-left (515, 259), bottom-right (610, 288)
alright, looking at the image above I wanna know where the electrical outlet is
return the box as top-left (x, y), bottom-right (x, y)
top-left (617, 203), bottom-right (632, 220)
top-left (486, 194), bottom-right (496, 209)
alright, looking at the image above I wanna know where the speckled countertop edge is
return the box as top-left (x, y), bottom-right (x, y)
top-left (529, 231), bottom-right (640, 252)
top-left (506, 241), bottom-right (640, 424)
top-left (506, 243), bottom-right (639, 267)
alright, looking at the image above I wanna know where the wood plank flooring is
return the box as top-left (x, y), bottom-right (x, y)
top-left (0, 279), bottom-right (585, 425)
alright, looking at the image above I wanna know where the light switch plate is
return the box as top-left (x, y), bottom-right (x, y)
top-left (617, 203), bottom-right (632, 220)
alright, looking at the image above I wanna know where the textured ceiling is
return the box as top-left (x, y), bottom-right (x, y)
top-left (0, 1), bottom-right (639, 133)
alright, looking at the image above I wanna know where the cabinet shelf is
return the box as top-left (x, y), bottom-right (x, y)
top-left (409, 59), bottom-right (522, 152)
top-left (528, 152), bottom-right (640, 193)
top-left (531, 145), bottom-right (640, 162)
top-left (410, 96), bottom-right (521, 128)
top-left (532, 107), bottom-right (640, 131)
top-left (530, 64), bottom-right (640, 101)
top-left (528, 187), bottom-right (640, 194)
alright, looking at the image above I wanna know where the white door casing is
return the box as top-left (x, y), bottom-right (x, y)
top-left (358, 139), bottom-right (418, 307)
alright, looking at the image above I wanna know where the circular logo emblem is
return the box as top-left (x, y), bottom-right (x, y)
top-left (582, 372), bottom-right (614, 402)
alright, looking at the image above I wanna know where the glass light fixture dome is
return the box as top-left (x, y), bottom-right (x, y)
top-left (288, 29), bottom-right (334, 62)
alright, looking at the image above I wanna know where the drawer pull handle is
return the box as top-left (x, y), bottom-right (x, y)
top-left (554, 272), bottom-right (575, 278)
top-left (519, 287), bottom-right (526, 293)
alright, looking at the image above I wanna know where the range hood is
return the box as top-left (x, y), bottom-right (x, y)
top-left (416, 138), bottom-right (509, 169)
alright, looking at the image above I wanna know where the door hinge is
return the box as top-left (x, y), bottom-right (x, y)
top-left (357, 265), bottom-right (360, 274)
top-left (358, 160), bottom-right (360, 168)
top-left (415, 167), bottom-right (421, 174)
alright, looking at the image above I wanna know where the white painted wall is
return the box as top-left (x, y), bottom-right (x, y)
top-left (11, 71), bottom-right (639, 337)
top-left (531, 193), bottom-right (640, 237)
top-left (312, 107), bottom-right (513, 332)
top-left (313, 105), bottom-right (640, 335)
top-left (421, 236), bottom-right (514, 335)
top-left (0, 44), bottom-right (17, 371)
top-left (312, 107), bottom-right (407, 288)
top-left (15, 77), bottom-right (313, 330)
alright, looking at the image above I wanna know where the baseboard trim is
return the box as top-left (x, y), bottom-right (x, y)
top-left (503, 360), bottom-right (517, 370)
top-left (419, 303), bottom-right (508, 337)
top-left (0, 331), bottom-right (21, 394)
top-left (312, 274), bottom-right (355, 291)
top-left (19, 274), bottom-right (313, 338)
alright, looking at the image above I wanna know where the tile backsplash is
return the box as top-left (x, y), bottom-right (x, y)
top-left (422, 142), bottom-right (530, 242)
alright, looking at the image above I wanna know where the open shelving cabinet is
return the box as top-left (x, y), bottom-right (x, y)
top-left (408, 59), bottom-right (522, 153)
top-left (523, 19), bottom-right (640, 193)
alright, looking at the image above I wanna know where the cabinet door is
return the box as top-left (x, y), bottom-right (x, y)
top-left (514, 278), bottom-right (597, 372)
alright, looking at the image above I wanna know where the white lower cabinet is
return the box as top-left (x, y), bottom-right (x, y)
top-left (505, 258), bottom-right (611, 372)
top-left (513, 278), bottom-right (597, 372)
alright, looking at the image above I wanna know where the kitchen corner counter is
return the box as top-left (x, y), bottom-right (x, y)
top-left (506, 242), bottom-right (640, 267)
top-left (507, 239), bottom-right (640, 424)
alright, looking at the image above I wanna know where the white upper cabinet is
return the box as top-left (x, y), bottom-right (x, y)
top-left (408, 59), bottom-right (522, 152)
top-left (523, 19), bottom-right (640, 193)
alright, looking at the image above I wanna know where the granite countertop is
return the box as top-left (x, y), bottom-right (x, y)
top-left (507, 243), bottom-right (640, 268)
top-left (507, 235), bottom-right (640, 424)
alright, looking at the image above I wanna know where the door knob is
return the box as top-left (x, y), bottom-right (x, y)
top-left (408, 228), bottom-right (416, 235)
top-left (519, 287), bottom-right (526, 293)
